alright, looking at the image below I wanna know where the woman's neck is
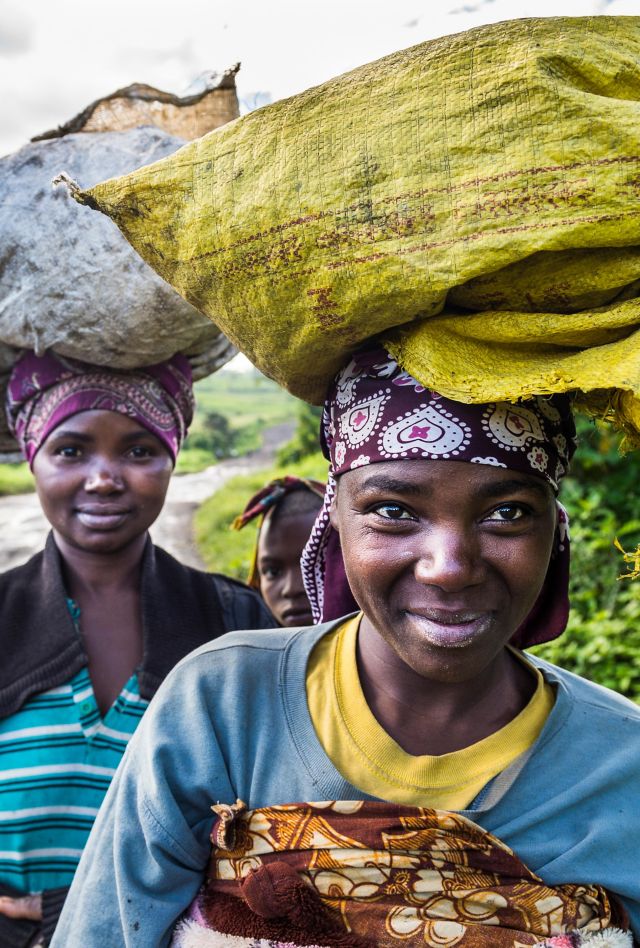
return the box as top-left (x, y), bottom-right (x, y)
top-left (53, 531), bottom-right (147, 600)
top-left (356, 617), bottom-right (535, 756)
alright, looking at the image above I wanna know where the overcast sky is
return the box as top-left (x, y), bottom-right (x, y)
top-left (0, 0), bottom-right (633, 157)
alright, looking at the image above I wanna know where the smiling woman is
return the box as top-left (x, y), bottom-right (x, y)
top-left (49, 346), bottom-right (640, 948)
top-left (0, 350), bottom-right (275, 946)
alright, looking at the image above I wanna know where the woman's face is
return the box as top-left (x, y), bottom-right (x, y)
top-left (257, 509), bottom-right (318, 626)
top-left (330, 458), bottom-right (557, 683)
top-left (32, 409), bottom-right (173, 555)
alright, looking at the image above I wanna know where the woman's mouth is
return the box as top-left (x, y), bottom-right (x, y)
top-left (75, 506), bottom-right (131, 530)
top-left (406, 608), bottom-right (493, 647)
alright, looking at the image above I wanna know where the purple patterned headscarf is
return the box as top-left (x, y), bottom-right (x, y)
top-left (6, 350), bottom-right (194, 467)
top-left (301, 346), bottom-right (576, 649)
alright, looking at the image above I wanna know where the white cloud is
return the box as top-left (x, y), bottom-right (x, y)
top-left (0, 1), bottom-right (33, 56)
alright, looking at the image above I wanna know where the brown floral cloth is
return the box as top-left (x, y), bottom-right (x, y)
top-left (172, 801), bottom-right (630, 948)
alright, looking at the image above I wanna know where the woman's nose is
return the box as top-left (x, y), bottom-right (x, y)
top-left (84, 463), bottom-right (124, 493)
top-left (413, 527), bottom-right (482, 592)
top-left (282, 565), bottom-right (306, 600)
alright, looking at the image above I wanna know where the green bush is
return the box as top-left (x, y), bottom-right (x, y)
top-left (531, 418), bottom-right (640, 701)
top-left (278, 404), bottom-right (323, 465)
top-left (0, 462), bottom-right (35, 496)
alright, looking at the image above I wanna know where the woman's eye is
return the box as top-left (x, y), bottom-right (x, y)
top-left (372, 503), bottom-right (415, 521)
top-left (55, 445), bottom-right (82, 459)
top-left (487, 504), bottom-right (527, 523)
top-left (128, 446), bottom-right (153, 459)
top-left (261, 566), bottom-right (281, 580)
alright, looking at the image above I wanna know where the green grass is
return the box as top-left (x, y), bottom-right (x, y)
top-left (192, 370), bottom-right (298, 432)
top-left (193, 370), bottom-right (295, 423)
top-left (194, 453), bottom-right (328, 579)
top-left (0, 462), bottom-right (35, 496)
top-left (174, 447), bottom-right (217, 475)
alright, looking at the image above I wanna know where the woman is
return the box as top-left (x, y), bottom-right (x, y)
top-left (233, 476), bottom-right (324, 626)
top-left (0, 350), bottom-right (275, 946)
top-left (50, 346), bottom-right (639, 947)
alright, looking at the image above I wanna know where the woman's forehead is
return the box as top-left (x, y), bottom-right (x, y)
top-left (48, 409), bottom-right (156, 438)
top-left (337, 457), bottom-right (553, 500)
top-left (258, 508), bottom-right (319, 555)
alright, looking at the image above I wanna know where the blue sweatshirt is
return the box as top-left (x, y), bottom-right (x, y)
top-left (52, 621), bottom-right (640, 946)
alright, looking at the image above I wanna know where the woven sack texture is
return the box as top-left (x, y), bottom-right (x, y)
top-left (0, 128), bottom-right (238, 456)
top-left (69, 17), bottom-right (640, 443)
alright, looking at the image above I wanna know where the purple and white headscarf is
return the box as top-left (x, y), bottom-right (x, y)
top-left (301, 345), bottom-right (576, 649)
top-left (6, 350), bottom-right (194, 467)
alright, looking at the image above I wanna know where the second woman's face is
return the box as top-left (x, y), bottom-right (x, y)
top-left (330, 458), bottom-right (557, 683)
top-left (32, 410), bottom-right (173, 555)
top-left (258, 509), bottom-right (318, 627)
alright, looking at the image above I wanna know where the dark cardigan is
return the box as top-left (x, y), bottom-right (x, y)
top-left (0, 532), bottom-right (276, 717)
top-left (0, 532), bottom-right (277, 945)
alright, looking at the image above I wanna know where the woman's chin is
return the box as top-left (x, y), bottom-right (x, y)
top-left (279, 608), bottom-right (314, 627)
top-left (55, 525), bottom-right (144, 556)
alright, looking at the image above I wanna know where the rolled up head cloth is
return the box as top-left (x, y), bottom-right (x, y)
top-left (6, 350), bottom-right (194, 466)
top-left (232, 475), bottom-right (326, 587)
top-left (301, 345), bottom-right (576, 649)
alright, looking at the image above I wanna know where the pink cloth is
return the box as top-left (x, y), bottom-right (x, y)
top-left (6, 350), bottom-right (194, 465)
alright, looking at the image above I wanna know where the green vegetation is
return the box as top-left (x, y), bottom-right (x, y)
top-left (0, 462), bottom-right (34, 495)
top-left (176, 369), bottom-right (299, 473)
top-left (195, 452), bottom-right (328, 580)
top-left (531, 418), bottom-right (640, 702)
top-left (278, 403), bottom-right (323, 465)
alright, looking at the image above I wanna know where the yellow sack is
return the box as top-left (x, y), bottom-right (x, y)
top-left (68, 17), bottom-right (640, 442)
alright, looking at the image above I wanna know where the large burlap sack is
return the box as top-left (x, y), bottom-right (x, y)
top-left (0, 69), bottom-right (242, 457)
top-left (0, 128), bottom-right (238, 457)
top-left (66, 17), bottom-right (640, 443)
top-left (0, 127), bottom-right (234, 369)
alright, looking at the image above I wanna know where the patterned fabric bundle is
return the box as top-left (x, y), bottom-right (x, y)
top-left (301, 345), bottom-right (575, 646)
top-left (172, 929), bottom-right (631, 948)
top-left (232, 477), bottom-right (325, 587)
top-left (5, 350), bottom-right (194, 465)
top-left (172, 801), bottom-right (630, 948)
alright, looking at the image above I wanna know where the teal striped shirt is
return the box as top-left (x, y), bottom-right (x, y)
top-left (0, 666), bottom-right (148, 893)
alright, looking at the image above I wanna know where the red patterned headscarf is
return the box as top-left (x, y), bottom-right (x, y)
top-left (301, 346), bottom-right (576, 649)
top-left (6, 350), bottom-right (194, 467)
top-left (232, 476), bottom-right (326, 587)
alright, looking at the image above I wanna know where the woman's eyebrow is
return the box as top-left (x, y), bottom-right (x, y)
top-left (46, 429), bottom-right (92, 442)
top-left (478, 477), bottom-right (551, 500)
top-left (357, 474), bottom-right (425, 496)
top-left (120, 430), bottom-right (156, 443)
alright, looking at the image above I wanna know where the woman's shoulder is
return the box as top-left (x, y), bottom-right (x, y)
top-left (148, 543), bottom-right (277, 631)
top-left (0, 546), bottom-right (46, 596)
top-left (136, 623), bottom-right (332, 740)
top-left (529, 653), bottom-right (640, 725)
top-left (179, 622), bottom-right (330, 668)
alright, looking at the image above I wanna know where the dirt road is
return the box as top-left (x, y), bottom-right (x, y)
top-left (0, 422), bottom-right (293, 572)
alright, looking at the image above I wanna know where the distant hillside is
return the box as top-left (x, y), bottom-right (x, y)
top-left (176, 367), bottom-right (301, 473)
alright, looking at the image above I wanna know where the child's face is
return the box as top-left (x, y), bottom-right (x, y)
top-left (257, 509), bottom-right (319, 626)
